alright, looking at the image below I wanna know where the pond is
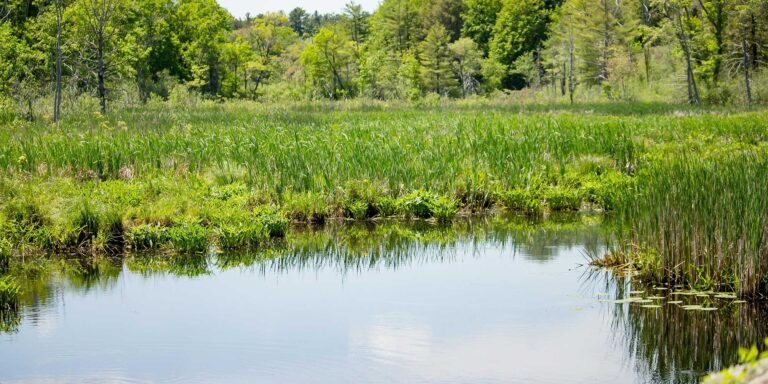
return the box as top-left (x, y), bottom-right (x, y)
top-left (1, 217), bottom-right (766, 384)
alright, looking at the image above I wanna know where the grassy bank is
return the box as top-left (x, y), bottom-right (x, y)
top-left (2, 101), bottom-right (768, 296)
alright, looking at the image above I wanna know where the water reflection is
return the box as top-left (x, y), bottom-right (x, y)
top-left (0, 215), bottom-right (765, 384)
top-left (587, 270), bottom-right (768, 384)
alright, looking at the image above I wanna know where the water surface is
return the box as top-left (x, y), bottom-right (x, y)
top-left (1, 218), bottom-right (766, 383)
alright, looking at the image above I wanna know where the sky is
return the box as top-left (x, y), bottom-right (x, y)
top-left (218, 0), bottom-right (381, 18)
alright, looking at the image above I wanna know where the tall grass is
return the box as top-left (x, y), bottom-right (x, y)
top-left (623, 148), bottom-right (768, 297)
top-left (2, 101), bottom-right (768, 296)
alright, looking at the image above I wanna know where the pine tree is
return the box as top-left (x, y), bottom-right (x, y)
top-left (419, 25), bottom-right (458, 96)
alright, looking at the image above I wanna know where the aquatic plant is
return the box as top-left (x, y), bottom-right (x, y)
top-left (622, 149), bottom-right (768, 297)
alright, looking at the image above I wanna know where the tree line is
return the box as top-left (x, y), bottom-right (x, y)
top-left (1, 0), bottom-right (767, 119)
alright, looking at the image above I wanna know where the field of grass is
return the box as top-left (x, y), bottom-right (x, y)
top-left (1, 100), bottom-right (768, 297)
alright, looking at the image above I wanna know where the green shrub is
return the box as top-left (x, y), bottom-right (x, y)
top-left (254, 206), bottom-right (288, 238)
top-left (345, 200), bottom-right (370, 220)
top-left (397, 190), bottom-right (457, 221)
top-left (126, 224), bottom-right (168, 250)
top-left (0, 238), bottom-right (11, 272)
top-left (0, 276), bottom-right (20, 311)
top-left (4, 197), bottom-right (47, 228)
top-left (282, 191), bottom-right (327, 223)
top-left (374, 196), bottom-right (398, 217)
top-left (100, 210), bottom-right (125, 251)
top-left (545, 186), bottom-right (583, 211)
top-left (72, 202), bottom-right (101, 245)
top-left (398, 190), bottom-right (434, 219)
top-left (430, 196), bottom-right (458, 222)
top-left (215, 223), bottom-right (265, 249)
top-left (167, 223), bottom-right (209, 254)
top-left (501, 189), bottom-right (543, 216)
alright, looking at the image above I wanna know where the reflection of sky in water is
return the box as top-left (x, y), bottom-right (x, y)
top-left (0, 222), bottom-right (764, 384)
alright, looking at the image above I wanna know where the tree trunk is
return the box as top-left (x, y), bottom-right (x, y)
top-left (741, 30), bottom-right (753, 105)
top-left (54, 0), bottom-right (62, 128)
top-left (675, 11), bottom-right (699, 104)
top-left (97, 35), bottom-right (107, 114)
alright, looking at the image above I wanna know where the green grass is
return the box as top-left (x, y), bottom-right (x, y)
top-left (1, 101), bottom-right (768, 296)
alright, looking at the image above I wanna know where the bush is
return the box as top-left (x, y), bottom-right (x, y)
top-left (0, 276), bottom-right (20, 311)
top-left (545, 186), bottom-right (583, 211)
top-left (167, 223), bottom-right (209, 254)
top-left (397, 190), bottom-right (457, 221)
top-left (374, 196), bottom-right (399, 217)
top-left (72, 202), bottom-right (101, 245)
top-left (216, 223), bottom-right (265, 249)
top-left (282, 191), bottom-right (327, 223)
top-left (126, 224), bottom-right (168, 250)
top-left (254, 206), bottom-right (288, 238)
top-left (501, 188), bottom-right (543, 216)
top-left (0, 238), bottom-right (11, 272)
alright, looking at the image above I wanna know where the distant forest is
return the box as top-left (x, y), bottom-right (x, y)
top-left (1, 0), bottom-right (767, 117)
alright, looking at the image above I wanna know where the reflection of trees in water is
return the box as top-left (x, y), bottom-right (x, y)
top-left (590, 272), bottom-right (768, 384)
top-left (1, 216), bottom-right (604, 333)
top-left (218, 215), bottom-right (607, 274)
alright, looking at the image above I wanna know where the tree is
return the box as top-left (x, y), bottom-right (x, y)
top-left (696, 0), bottom-right (730, 84)
top-left (301, 26), bottom-right (356, 99)
top-left (288, 7), bottom-right (308, 36)
top-left (419, 0), bottom-right (465, 40)
top-left (727, 0), bottom-right (766, 104)
top-left (54, 0), bottom-right (63, 127)
top-left (461, 0), bottom-right (503, 56)
top-left (654, 0), bottom-right (701, 104)
top-left (449, 37), bottom-right (483, 96)
top-left (419, 25), bottom-right (457, 96)
top-left (68, 0), bottom-right (135, 113)
top-left (489, 0), bottom-right (549, 87)
top-left (343, 2), bottom-right (369, 50)
top-left (370, 0), bottom-right (421, 55)
top-left (245, 13), bottom-right (297, 96)
top-left (175, 0), bottom-right (232, 95)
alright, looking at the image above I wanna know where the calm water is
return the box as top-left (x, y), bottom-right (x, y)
top-left (1, 218), bottom-right (766, 384)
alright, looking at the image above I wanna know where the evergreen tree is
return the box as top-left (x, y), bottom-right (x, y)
top-left (419, 25), bottom-right (458, 95)
top-left (461, 0), bottom-right (503, 56)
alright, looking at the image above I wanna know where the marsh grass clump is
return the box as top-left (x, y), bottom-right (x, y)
top-left (167, 222), bottom-right (209, 254)
top-left (624, 150), bottom-right (768, 297)
top-left (254, 206), bottom-right (288, 238)
top-left (71, 201), bottom-right (101, 246)
top-left (126, 224), bottom-right (168, 250)
top-left (544, 186), bottom-right (583, 211)
top-left (215, 223), bottom-right (265, 249)
top-left (282, 191), bottom-right (328, 224)
top-left (398, 190), bottom-right (457, 221)
top-left (0, 238), bottom-right (11, 272)
top-left (501, 189), bottom-right (544, 216)
top-left (0, 275), bottom-right (20, 311)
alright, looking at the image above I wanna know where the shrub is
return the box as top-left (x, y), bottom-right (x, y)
top-left (167, 223), bottom-right (209, 254)
top-left (397, 190), bottom-right (457, 221)
top-left (0, 238), bottom-right (11, 272)
top-left (216, 223), bottom-right (265, 249)
top-left (545, 186), bottom-right (583, 211)
top-left (254, 206), bottom-right (288, 238)
top-left (0, 276), bottom-right (20, 311)
top-left (72, 202), bottom-right (101, 245)
top-left (126, 224), bottom-right (168, 250)
top-left (374, 196), bottom-right (399, 217)
top-left (501, 189), bottom-right (543, 216)
top-left (282, 191), bottom-right (327, 223)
